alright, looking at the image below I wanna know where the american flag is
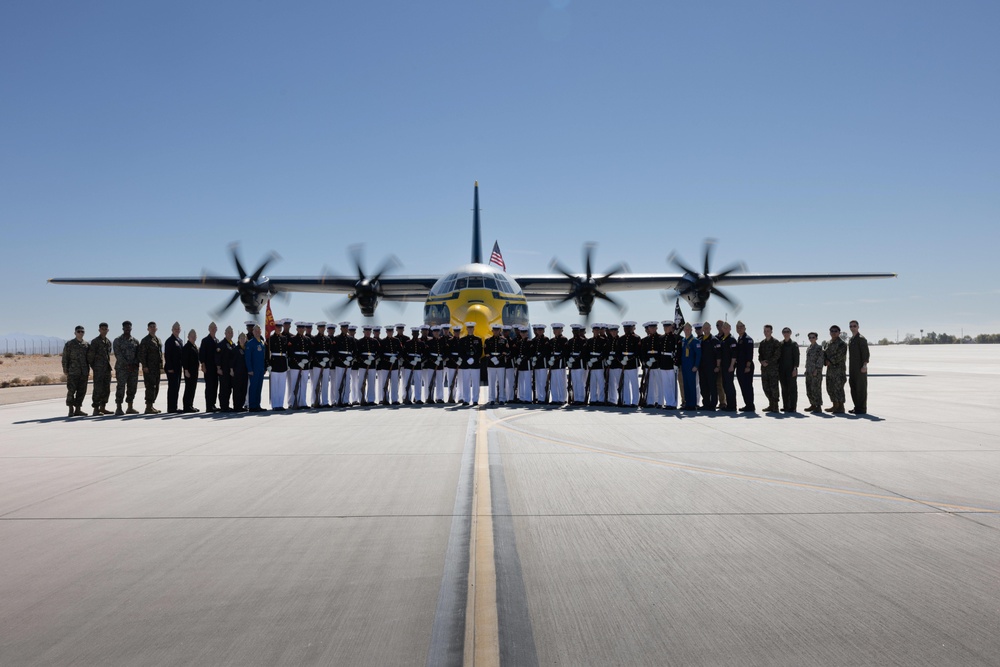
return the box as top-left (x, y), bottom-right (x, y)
top-left (489, 241), bottom-right (506, 270)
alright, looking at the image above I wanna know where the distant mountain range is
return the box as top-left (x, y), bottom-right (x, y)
top-left (0, 333), bottom-right (67, 355)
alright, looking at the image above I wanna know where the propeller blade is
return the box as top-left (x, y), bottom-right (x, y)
top-left (549, 258), bottom-right (578, 282)
top-left (326, 296), bottom-right (356, 321)
top-left (370, 255), bottom-right (402, 283)
top-left (212, 292), bottom-right (242, 319)
top-left (710, 286), bottom-right (742, 312)
top-left (667, 251), bottom-right (699, 278)
top-left (594, 290), bottom-right (625, 313)
top-left (250, 251), bottom-right (281, 282)
top-left (229, 242), bottom-right (248, 279)
top-left (712, 261), bottom-right (748, 281)
top-left (702, 238), bottom-right (717, 276)
top-left (583, 243), bottom-right (595, 280)
top-left (596, 262), bottom-right (628, 284)
top-left (349, 244), bottom-right (366, 282)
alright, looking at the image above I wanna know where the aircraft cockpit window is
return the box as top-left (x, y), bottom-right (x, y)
top-left (466, 276), bottom-right (484, 288)
top-left (495, 275), bottom-right (512, 293)
top-left (483, 277), bottom-right (498, 290)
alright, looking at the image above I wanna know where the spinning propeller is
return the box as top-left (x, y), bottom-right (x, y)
top-left (208, 243), bottom-right (281, 318)
top-left (666, 239), bottom-right (747, 312)
top-left (549, 243), bottom-right (628, 322)
top-left (326, 245), bottom-right (402, 319)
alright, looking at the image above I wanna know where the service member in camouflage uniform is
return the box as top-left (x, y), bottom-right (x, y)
top-left (823, 325), bottom-right (848, 414)
top-left (757, 324), bottom-right (781, 413)
top-left (137, 321), bottom-right (164, 414)
top-left (113, 320), bottom-right (141, 415)
top-left (62, 325), bottom-right (90, 418)
top-left (87, 322), bottom-right (113, 415)
top-left (803, 332), bottom-right (825, 412)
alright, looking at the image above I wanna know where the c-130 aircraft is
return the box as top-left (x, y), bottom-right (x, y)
top-left (51, 183), bottom-right (895, 340)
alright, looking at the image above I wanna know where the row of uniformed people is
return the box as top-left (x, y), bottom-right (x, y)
top-left (256, 318), bottom-right (697, 410)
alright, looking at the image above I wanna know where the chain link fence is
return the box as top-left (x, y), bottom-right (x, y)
top-left (1, 339), bottom-right (67, 355)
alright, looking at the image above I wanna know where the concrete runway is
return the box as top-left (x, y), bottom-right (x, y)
top-left (1, 346), bottom-right (998, 666)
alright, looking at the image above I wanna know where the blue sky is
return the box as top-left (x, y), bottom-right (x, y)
top-left (3, 1), bottom-right (998, 343)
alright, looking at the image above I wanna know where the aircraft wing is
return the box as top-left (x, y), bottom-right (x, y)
top-left (48, 275), bottom-right (440, 302)
top-left (512, 272), bottom-right (897, 300)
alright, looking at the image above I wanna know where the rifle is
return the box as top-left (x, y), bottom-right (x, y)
top-left (336, 353), bottom-right (352, 405)
top-left (291, 367), bottom-right (303, 408)
top-left (544, 350), bottom-right (559, 402)
top-left (638, 364), bottom-right (648, 407)
top-left (314, 365), bottom-right (323, 407)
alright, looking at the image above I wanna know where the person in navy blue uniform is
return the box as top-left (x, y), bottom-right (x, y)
top-left (217, 326), bottom-right (237, 412)
top-left (231, 332), bottom-right (249, 412)
top-left (181, 329), bottom-right (200, 413)
top-left (698, 322), bottom-right (721, 410)
top-left (778, 326), bottom-right (800, 412)
top-left (734, 321), bottom-right (755, 411)
top-left (164, 322), bottom-right (184, 414)
top-left (717, 320), bottom-right (738, 412)
top-left (245, 325), bottom-right (267, 411)
top-left (199, 322), bottom-right (220, 412)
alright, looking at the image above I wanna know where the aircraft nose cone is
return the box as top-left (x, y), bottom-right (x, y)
top-left (462, 303), bottom-right (494, 338)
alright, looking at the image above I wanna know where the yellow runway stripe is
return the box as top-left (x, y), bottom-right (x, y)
top-left (464, 398), bottom-right (500, 666)
top-left (487, 413), bottom-right (1000, 515)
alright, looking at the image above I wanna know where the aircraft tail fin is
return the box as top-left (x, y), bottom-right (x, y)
top-left (472, 181), bottom-right (482, 264)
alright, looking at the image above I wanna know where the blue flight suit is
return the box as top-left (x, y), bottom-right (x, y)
top-left (680, 335), bottom-right (701, 409)
top-left (245, 336), bottom-right (266, 410)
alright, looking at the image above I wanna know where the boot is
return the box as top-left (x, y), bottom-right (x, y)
top-left (73, 408), bottom-right (87, 417)
top-left (831, 402), bottom-right (846, 414)
top-left (765, 403), bottom-right (780, 413)
top-left (126, 403), bottom-right (139, 415)
top-left (144, 403), bottom-right (157, 415)
top-left (100, 405), bottom-right (113, 415)
top-left (68, 407), bottom-right (75, 418)
top-left (92, 408), bottom-right (102, 417)
top-left (115, 403), bottom-right (124, 416)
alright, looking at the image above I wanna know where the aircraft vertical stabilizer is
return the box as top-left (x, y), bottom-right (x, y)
top-left (472, 181), bottom-right (482, 264)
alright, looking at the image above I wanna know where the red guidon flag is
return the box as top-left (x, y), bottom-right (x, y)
top-left (489, 241), bottom-right (506, 271)
top-left (264, 300), bottom-right (276, 339)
